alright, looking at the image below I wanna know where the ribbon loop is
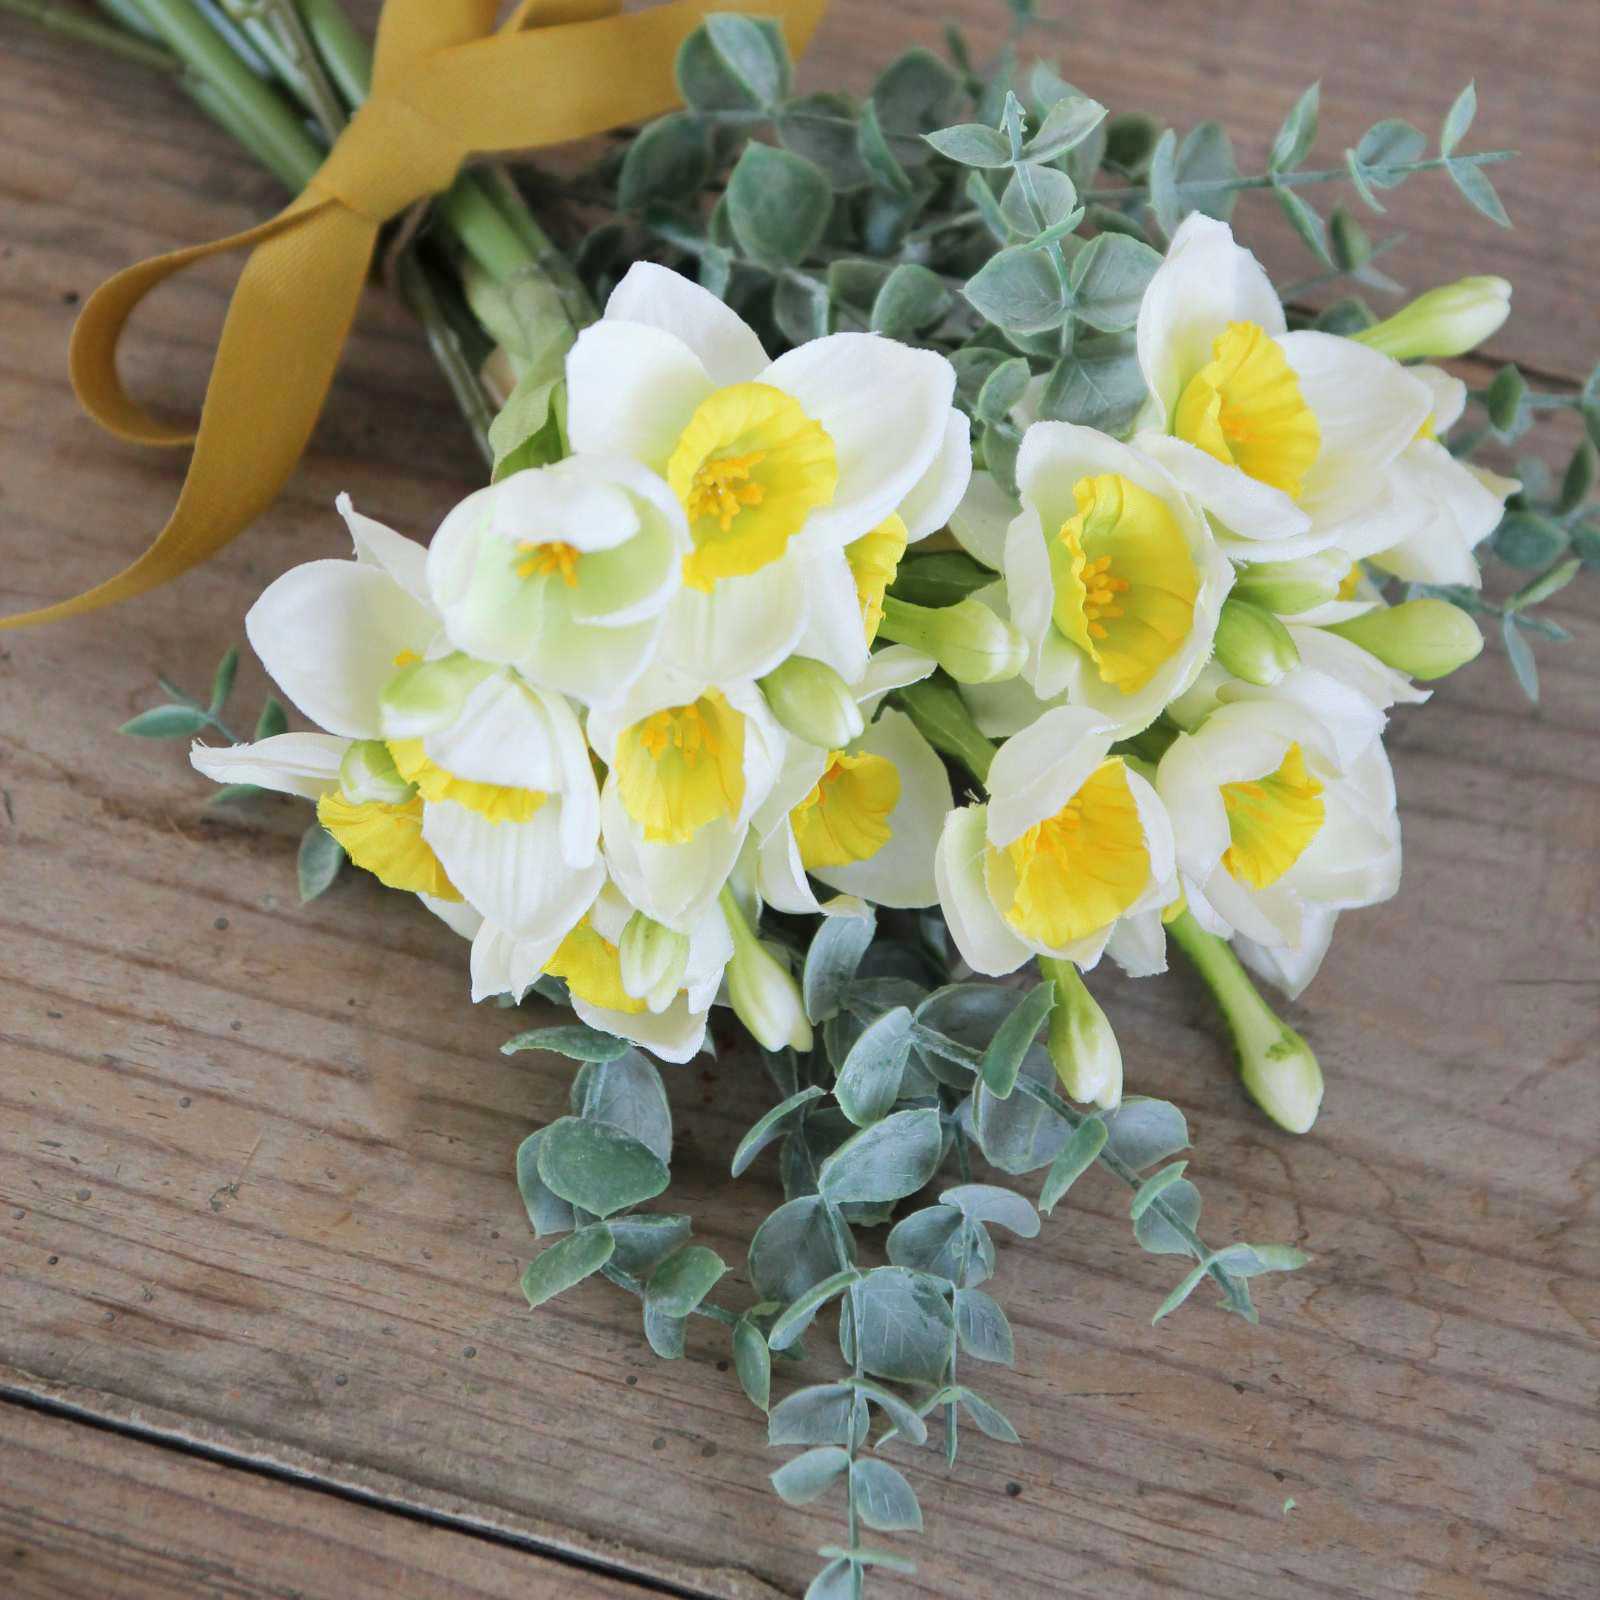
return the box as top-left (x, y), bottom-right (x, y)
top-left (310, 97), bottom-right (467, 224)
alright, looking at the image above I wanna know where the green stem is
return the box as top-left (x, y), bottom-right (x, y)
top-left (1166, 910), bottom-right (1323, 1134)
top-left (2, 0), bottom-right (181, 69)
top-left (216, 0), bottom-right (347, 140)
top-left (132, 0), bottom-right (325, 187)
top-left (394, 253), bottom-right (495, 465)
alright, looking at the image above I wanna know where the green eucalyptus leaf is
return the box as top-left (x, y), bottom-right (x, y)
top-left (572, 1052), bottom-right (671, 1163)
top-left (870, 262), bottom-right (949, 339)
top-left (704, 12), bottom-right (789, 106)
top-left (835, 1006), bottom-right (914, 1127)
top-left (856, 98), bottom-right (913, 195)
top-left (1152, 1259), bottom-right (1210, 1324)
top-left (1129, 1160), bottom-right (1190, 1220)
top-left (502, 1024), bottom-right (629, 1063)
top-left (520, 1222), bottom-right (613, 1308)
top-left (804, 1559), bottom-right (855, 1600)
top-left (725, 143), bottom-right (832, 267)
top-left (847, 1266), bottom-right (952, 1383)
top-left (939, 1183), bottom-right (1039, 1238)
top-left (965, 167), bottom-right (1011, 241)
top-left (536, 1116), bottom-right (670, 1218)
top-left (773, 270), bottom-right (831, 345)
top-left (1131, 1175), bottom-right (1203, 1254)
top-left (646, 1244), bottom-right (727, 1318)
top-left (769, 1382), bottom-right (860, 1447)
top-left (1510, 556), bottom-right (1582, 612)
top-left (733, 1313), bottom-right (772, 1411)
top-left (208, 646), bottom-right (239, 714)
top-left (750, 1194), bottom-right (855, 1303)
top-left (1440, 80), bottom-right (1476, 157)
top-left (676, 20), bottom-right (768, 111)
top-left (885, 1206), bottom-right (993, 1287)
top-left (1103, 110), bottom-right (1162, 176)
top-left (1355, 118), bottom-right (1426, 186)
top-left (778, 92), bottom-right (871, 190)
top-left (732, 1085), bottom-right (826, 1177)
top-left (850, 1458), bottom-right (923, 1532)
top-left (890, 550), bottom-right (996, 606)
top-left (954, 1386), bottom-right (1019, 1443)
top-left (769, 1267), bottom-right (860, 1351)
top-left (973, 1048), bottom-right (1071, 1174)
top-left (852, 1376), bottom-right (928, 1446)
top-left (1100, 1096), bottom-right (1189, 1169)
top-left (515, 1128), bottom-right (576, 1238)
top-left (923, 122), bottom-right (1013, 167)
top-left (489, 373), bottom-right (564, 482)
top-left (606, 1213), bottom-right (693, 1277)
top-left (1274, 182), bottom-right (1333, 266)
top-left (873, 48), bottom-right (960, 143)
top-left (1485, 364), bottom-right (1529, 435)
top-left (1038, 1113), bottom-right (1107, 1213)
top-left (1557, 440), bottom-right (1598, 516)
top-left (1068, 232), bottom-right (1162, 333)
top-left (1448, 158), bottom-right (1510, 227)
top-left (954, 1287), bottom-right (1014, 1363)
top-left (1501, 609), bottom-right (1539, 703)
top-left (119, 705), bottom-right (210, 739)
top-left (1146, 127), bottom-right (1180, 235)
top-left (1038, 332), bottom-right (1147, 435)
top-left (964, 246), bottom-right (1069, 335)
top-left (818, 1108), bottom-right (943, 1204)
top-left (1175, 121), bottom-right (1239, 222)
top-left (1000, 162), bottom-right (1077, 233)
top-left (771, 1445), bottom-right (850, 1506)
top-left (296, 823), bottom-right (346, 903)
top-left (618, 112), bottom-right (712, 211)
top-left (1329, 206), bottom-right (1372, 270)
top-left (1022, 93), bottom-right (1107, 163)
top-left (974, 355), bottom-right (1031, 424)
top-left (253, 696), bottom-right (288, 740)
top-left (1269, 82), bottom-right (1320, 173)
top-left (802, 910), bottom-right (876, 1024)
top-left (643, 1302), bottom-right (687, 1359)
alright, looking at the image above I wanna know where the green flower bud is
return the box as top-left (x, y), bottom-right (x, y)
top-left (619, 911), bottom-right (690, 1012)
top-left (1326, 599), bottom-right (1484, 680)
top-left (338, 739), bottom-right (413, 805)
top-left (379, 652), bottom-right (494, 740)
top-left (720, 889), bottom-right (812, 1053)
top-left (758, 656), bottom-right (864, 750)
top-left (1229, 551), bottom-right (1349, 616)
top-left (879, 596), bottom-right (1025, 685)
top-left (1040, 959), bottom-right (1122, 1110)
top-left (1213, 598), bottom-right (1301, 686)
top-left (1352, 275), bottom-right (1511, 361)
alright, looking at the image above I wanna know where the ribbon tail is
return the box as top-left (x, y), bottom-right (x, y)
top-left (6, 203), bottom-right (376, 629)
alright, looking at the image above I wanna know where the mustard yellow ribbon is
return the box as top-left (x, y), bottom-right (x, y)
top-left (8, 0), bottom-right (825, 629)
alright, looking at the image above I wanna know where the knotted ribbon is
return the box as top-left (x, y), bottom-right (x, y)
top-left (8, 0), bottom-right (825, 629)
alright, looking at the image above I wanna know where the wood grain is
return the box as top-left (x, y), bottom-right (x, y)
top-left (0, 3), bottom-right (1597, 1599)
top-left (0, 1399), bottom-right (661, 1599)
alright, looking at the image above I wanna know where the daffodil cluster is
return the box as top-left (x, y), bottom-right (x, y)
top-left (194, 225), bottom-right (1508, 1126)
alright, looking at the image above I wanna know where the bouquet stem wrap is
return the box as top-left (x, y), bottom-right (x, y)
top-left (6, 0), bottom-right (824, 630)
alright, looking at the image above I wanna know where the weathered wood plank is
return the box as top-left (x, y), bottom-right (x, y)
top-left (0, 1400), bottom-right (664, 1599)
top-left (0, 3), bottom-right (1597, 1599)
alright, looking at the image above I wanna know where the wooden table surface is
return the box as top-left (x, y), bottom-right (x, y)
top-left (2, 2), bottom-right (1597, 1597)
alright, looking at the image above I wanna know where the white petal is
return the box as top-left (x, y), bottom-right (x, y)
top-left (246, 560), bottom-right (439, 738)
top-left (934, 805), bottom-right (1032, 976)
top-left (189, 732), bottom-right (346, 799)
top-left (603, 261), bottom-right (768, 386)
top-left (565, 320), bottom-right (714, 469)
top-left (337, 494), bottom-right (430, 603)
top-left (1235, 905), bottom-right (1337, 1000)
top-left (1001, 506), bottom-right (1059, 689)
top-left (1278, 331), bottom-right (1433, 517)
top-left (948, 470), bottom-right (1019, 570)
top-left (1289, 625), bottom-right (1430, 711)
top-left (811, 709), bottom-right (952, 909)
top-left (658, 557), bottom-right (808, 683)
top-left (420, 892), bottom-right (482, 942)
top-left (469, 917), bottom-right (572, 1004)
top-left (599, 782), bottom-right (744, 931)
top-left (1133, 432), bottom-right (1312, 546)
top-left (760, 334), bottom-right (955, 547)
top-left (791, 545), bottom-right (872, 685)
top-left (984, 705), bottom-right (1118, 846)
top-left (1105, 909), bottom-right (1169, 978)
top-left (1412, 364), bottom-right (1468, 433)
top-left (855, 643), bottom-right (936, 712)
top-left (898, 409), bottom-right (973, 540)
top-left (1136, 213), bottom-right (1285, 424)
top-left (574, 991), bottom-right (712, 1064)
top-left (754, 823), bottom-right (823, 915)
top-left (1367, 441), bottom-right (1505, 586)
top-left (424, 800), bottom-right (602, 942)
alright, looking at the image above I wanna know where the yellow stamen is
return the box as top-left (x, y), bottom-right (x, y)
top-left (790, 750), bottom-right (899, 869)
top-left (392, 649), bottom-right (421, 668)
top-left (989, 758), bottom-right (1149, 947)
top-left (1049, 473), bottom-right (1199, 695)
top-left (1173, 321), bottom-right (1321, 500)
top-left (315, 791), bottom-right (459, 899)
top-left (514, 539), bottom-right (582, 586)
top-left (1336, 561), bottom-right (1363, 601)
top-left (386, 739), bottom-right (546, 825)
top-left (1220, 742), bottom-right (1325, 889)
top-left (616, 691), bottom-right (746, 844)
top-left (666, 382), bottom-right (838, 592)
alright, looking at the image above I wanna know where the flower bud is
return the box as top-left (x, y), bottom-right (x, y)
top-left (338, 739), bottom-right (413, 805)
top-left (379, 652), bottom-right (494, 740)
top-left (1213, 598), bottom-right (1301, 686)
top-left (619, 911), bottom-right (690, 1014)
top-left (1326, 599), bottom-right (1483, 681)
top-left (1040, 959), bottom-right (1122, 1110)
top-left (880, 596), bottom-right (1025, 685)
top-left (1236, 1019), bottom-right (1324, 1135)
top-left (1352, 276), bottom-right (1511, 361)
top-left (720, 889), bottom-right (813, 1053)
top-left (1229, 551), bottom-right (1349, 616)
top-left (758, 657), bottom-right (864, 750)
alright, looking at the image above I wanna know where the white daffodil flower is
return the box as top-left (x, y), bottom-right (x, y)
top-left (589, 672), bottom-right (787, 932)
top-left (934, 705), bottom-right (1176, 976)
top-left (566, 262), bottom-right (961, 684)
top-left (1133, 214), bottom-right (1433, 562)
top-left (751, 701), bottom-right (954, 915)
top-left (426, 453), bottom-right (688, 705)
top-left (1003, 422), bottom-right (1234, 736)
top-left (195, 501), bottom-right (603, 941)
top-left (1361, 365), bottom-right (1518, 587)
top-left (1156, 700), bottom-right (1400, 972)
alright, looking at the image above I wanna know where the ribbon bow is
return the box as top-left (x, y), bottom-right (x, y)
top-left (9, 0), bottom-right (824, 629)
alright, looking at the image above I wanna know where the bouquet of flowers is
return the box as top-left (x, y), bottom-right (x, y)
top-left (14, 1), bottom-right (1598, 1593)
